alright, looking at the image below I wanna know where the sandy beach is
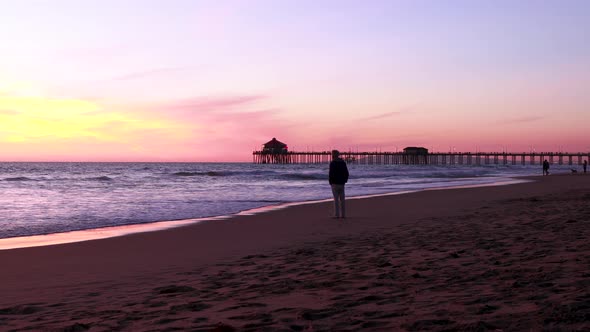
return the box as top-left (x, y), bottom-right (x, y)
top-left (1, 174), bottom-right (589, 331)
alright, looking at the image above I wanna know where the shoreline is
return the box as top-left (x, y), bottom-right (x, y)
top-left (0, 177), bottom-right (529, 250)
top-left (1, 174), bottom-right (589, 330)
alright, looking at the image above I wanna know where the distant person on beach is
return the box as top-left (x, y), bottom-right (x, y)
top-left (329, 150), bottom-right (349, 219)
top-left (543, 159), bottom-right (550, 176)
top-left (584, 160), bottom-right (587, 174)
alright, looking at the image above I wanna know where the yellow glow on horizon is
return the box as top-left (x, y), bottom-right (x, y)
top-left (0, 95), bottom-right (192, 144)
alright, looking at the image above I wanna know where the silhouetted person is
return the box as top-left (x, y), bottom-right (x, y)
top-left (329, 150), bottom-right (349, 218)
top-left (584, 160), bottom-right (587, 174)
top-left (543, 159), bottom-right (550, 176)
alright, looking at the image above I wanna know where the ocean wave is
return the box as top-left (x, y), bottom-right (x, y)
top-left (282, 173), bottom-right (325, 180)
top-left (0, 162), bottom-right (549, 241)
top-left (236, 170), bottom-right (277, 176)
top-left (419, 171), bottom-right (489, 179)
top-left (3, 176), bottom-right (34, 181)
top-left (173, 171), bottom-right (225, 177)
top-left (85, 176), bottom-right (113, 181)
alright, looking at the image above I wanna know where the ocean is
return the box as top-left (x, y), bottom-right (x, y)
top-left (0, 162), bottom-right (577, 241)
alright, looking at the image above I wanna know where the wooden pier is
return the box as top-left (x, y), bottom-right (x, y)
top-left (253, 151), bottom-right (590, 166)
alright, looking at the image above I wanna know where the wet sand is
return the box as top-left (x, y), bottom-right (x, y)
top-left (1, 174), bottom-right (589, 331)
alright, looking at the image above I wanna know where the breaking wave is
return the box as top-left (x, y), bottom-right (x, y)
top-left (173, 171), bottom-right (225, 177)
top-left (85, 176), bottom-right (113, 181)
top-left (3, 177), bottom-right (34, 181)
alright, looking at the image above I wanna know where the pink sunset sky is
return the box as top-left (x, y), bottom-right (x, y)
top-left (1, 1), bottom-right (589, 162)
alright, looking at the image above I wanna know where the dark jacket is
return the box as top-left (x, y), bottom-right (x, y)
top-left (329, 159), bottom-right (349, 185)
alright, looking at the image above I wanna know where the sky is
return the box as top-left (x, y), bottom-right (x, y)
top-left (1, 0), bottom-right (589, 161)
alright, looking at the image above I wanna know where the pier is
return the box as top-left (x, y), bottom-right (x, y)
top-left (253, 151), bottom-right (590, 166)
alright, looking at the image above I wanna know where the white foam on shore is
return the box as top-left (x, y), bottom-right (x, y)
top-left (0, 178), bottom-right (531, 250)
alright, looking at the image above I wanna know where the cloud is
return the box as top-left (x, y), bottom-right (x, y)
top-left (211, 108), bottom-right (279, 121)
top-left (361, 111), bottom-right (403, 121)
top-left (358, 105), bottom-right (418, 121)
top-left (496, 116), bottom-right (545, 125)
top-left (167, 95), bottom-right (267, 112)
top-left (112, 67), bottom-right (189, 81)
top-left (141, 94), bottom-right (304, 160)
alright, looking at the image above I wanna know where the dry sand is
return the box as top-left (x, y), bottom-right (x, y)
top-left (1, 174), bottom-right (589, 331)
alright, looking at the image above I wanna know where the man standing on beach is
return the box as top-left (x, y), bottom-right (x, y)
top-left (329, 150), bottom-right (349, 219)
top-left (543, 159), bottom-right (550, 176)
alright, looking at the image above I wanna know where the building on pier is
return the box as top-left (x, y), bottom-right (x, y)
top-left (403, 147), bottom-right (429, 164)
top-left (258, 138), bottom-right (290, 164)
top-left (403, 147), bottom-right (428, 155)
top-left (262, 138), bottom-right (288, 154)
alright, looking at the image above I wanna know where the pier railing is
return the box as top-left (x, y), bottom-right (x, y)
top-left (253, 151), bottom-right (590, 166)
